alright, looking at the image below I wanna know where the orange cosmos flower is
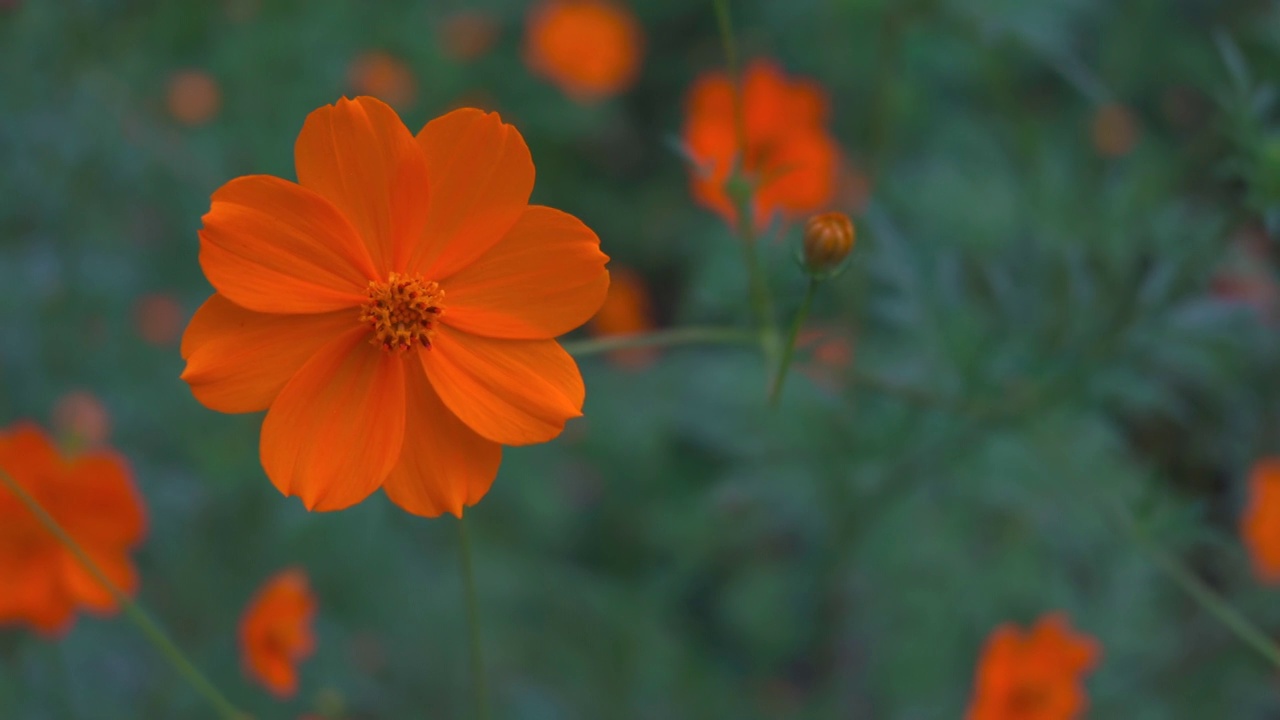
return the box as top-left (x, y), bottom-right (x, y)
top-left (683, 60), bottom-right (840, 231)
top-left (0, 422), bottom-right (146, 636)
top-left (134, 292), bottom-right (185, 347)
top-left (51, 390), bottom-right (111, 449)
top-left (240, 568), bottom-right (317, 698)
top-left (967, 613), bottom-right (1101, 720)
top-left (166, 69), bottom-right (221, 126)
top-left (1242, 458), bottom-right (1280, 582)
top-left (440, 11), bottom-right (501, 63)
top-left (587, 265), bottom-right (656, 368)
top-left (1091, 103), bottom-right (1140, 159)
top-left (181, 97), bottom-right (610, 517)
top-left (347, 51), bottom-right (417, 110)
top-left (525, 0), bottom-right (643, 102)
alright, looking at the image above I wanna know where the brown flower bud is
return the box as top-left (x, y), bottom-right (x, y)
top-left (802, 212), bottom-right (855, 274)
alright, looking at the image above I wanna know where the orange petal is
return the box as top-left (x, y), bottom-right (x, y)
top-left (410, 109), bottom-right (534, 278)
top-left (441, 206), bottom-right (609, 339)
top-left (199, 175), bottom-right (374, 314)
top-left (294, 96), bottom-right (430, 273)
top-left (181, 294), bottom-right (356, 413)
top-left (421, 326), bottom-right (583, 445)
top-left (58, 450), bottom-right (146, 546)
top-left (60, 545), bottom-right (137, 612)
top-left (383, 363), bottom-right (502, 517)
top-left (260, 328), bottom-right (405, 511)
top-left (0, 547), bottom-right (71, 634)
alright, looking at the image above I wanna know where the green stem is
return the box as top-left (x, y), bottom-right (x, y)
top-left (0, 468), bottom-right (247, 720)
top-left (768, 277), bottom-right (817, 406)
top-left (562, 326), bottom-right (756, 358)
top-left (1110, 498), bottom-right (1280, 668)
top-left (457, 515), bottom-right (490, 720)
top-left (712, 0), bottom-right (746, 154)
top-left (713, 0), bottom-right (779, 368)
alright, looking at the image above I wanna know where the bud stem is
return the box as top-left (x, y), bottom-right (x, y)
top-left (768, 276), bottom-right (818, 407)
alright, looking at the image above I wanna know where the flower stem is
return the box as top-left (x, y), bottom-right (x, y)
top-left (457, 515), bottom-right (490, 720)
top-left (768, 277), bottom-right (818, 406)
top-left (1109, 497), bottom-right (1280, 668)
top-left (0, 467), bottom-right (247, 720)
top-left (712, 0), bottom-right (779, 369)
top-left (562, 326), bottom-right (757, 358)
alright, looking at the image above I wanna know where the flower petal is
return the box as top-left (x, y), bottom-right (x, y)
top-left (421, 326), bottom-right (583, 445)
top-left (441, 206), bottom-right (609, 339)
top-left (181, 294), bottom-right (356, 413)
top-left (61, 546), bottom-right (137, 612)
top-left (294, 96), bottom-right (430, 273)
top-left (58, 451), bottom-right (146, 547)
top-left (199, 175), bottom-right (375, 314)
top-left (260, 328), bottom-right (405, 511)
top-left (410, 109), bottom-right (534, 278)
top-left (383, 363), bottom-right (502, 517)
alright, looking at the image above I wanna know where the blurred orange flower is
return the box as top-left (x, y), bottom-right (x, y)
top-left (166, 69), bottom-right (221, 126)
top-left (1242, 458), bottom-right (1280, 582)
top-left (51, 390), bottom-right (111, 449)
top-left (440, 11), bottom-right (501, 62)
top-left (587, 265), bottom-right (656, 368)
top-left (797, 325), bottom-right (854, 392)
top-left (134, 292), bottom-right (185, 347)
top-left (0, 422), bottom-right (146, 636)
top-left (525, 0), bottom-right (643, 102)
top-left (347, 51), bottom-right (417, 110)
top-left (240, 568), bottom-right (317, 698)
top-left (683, 60), bottom-right (839, 231)
top-left (1091, 103), bottom-right (1140, 159)
top-left (181, 97), bottom-right (610, 517)
top-left (967, 612), bottom-right (1100, 720)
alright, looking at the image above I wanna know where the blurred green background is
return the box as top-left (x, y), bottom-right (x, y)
top-left (3, 0), bottom-right (1280, 717)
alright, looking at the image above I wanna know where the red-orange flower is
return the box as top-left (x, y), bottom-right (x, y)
top-left (587, 265), bottom-right (656, 368)
top-left (134, 292), bottom-right (185, 347)
top-left (440, 11), bottom-right (501, 63)
top-left (181, 97), bottom-right (610, 517)
top-left (51, 390), bottom-right (111, 449)
top-left (166, 69), bottom-right (221, 126)
top-left (1242, 458), bottom-right (1280, 582)
top-left (683, 60), bottom-right (840, 230)
top-left (967, 613), bottom-right (1101, 720)
top-left (0, 422), bottom-right (146, 636)
top-left (525, 0), bottom-right (643, 102)
top-left (240, 568), bottom-right (317, 698)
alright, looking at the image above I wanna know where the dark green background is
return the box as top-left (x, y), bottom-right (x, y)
top-left (3, 0), bottom-right (1280, 718)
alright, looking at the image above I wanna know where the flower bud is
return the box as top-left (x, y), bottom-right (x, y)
top-left (802, 212), bottom-right (855, 275)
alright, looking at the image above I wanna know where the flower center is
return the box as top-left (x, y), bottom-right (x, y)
top-left (358, 272), bottom-right (445, 353)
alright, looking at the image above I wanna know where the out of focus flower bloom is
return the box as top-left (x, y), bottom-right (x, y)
top-left (1091, 103), bottom-right (1140, 159)
top-left (1242, 458), bottom-right (1280, 582)
top-left (802, 212), bottom-right (854, 275)
top-left (525, 0), bottom-right (643, 102)
top-left (181, 97), bottom-right (609, 517)
top-left (51, 390), bottom-right (111, 449)
top-left (967, 613), bottom-right (1100, 720)
top-left (347, 51), bottom-right (417, 110)
top-left (683, 60), bottom-right (839, 231)
top-left (1212, 225), bottom-right (1278, 323)
top-left (440, 11), bottom-right (500, 62)
top-left (797, 325), bottom-right (854, 392)
top-left (240, 568), bottom-right (317, 698)
top-left (0, 422), bottom-right (146, 635)
top-left (587, 265), bottom-right (656, 368)
top-left (134, 292), bottom-right (185, 347)
top-left (166, 69), bottom-right (221, 126)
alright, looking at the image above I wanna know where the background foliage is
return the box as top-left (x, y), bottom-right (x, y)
top-left (3, 0), bottom-right (1280, 717)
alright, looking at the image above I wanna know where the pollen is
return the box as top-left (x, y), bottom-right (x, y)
top-left (358, 272), bottom-right (445, 353)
